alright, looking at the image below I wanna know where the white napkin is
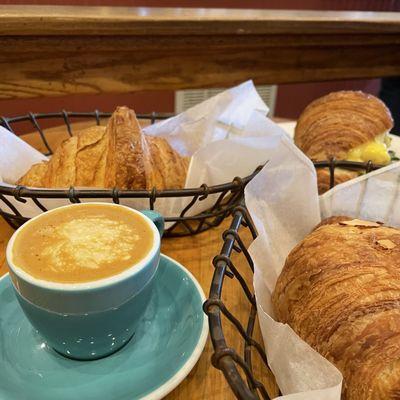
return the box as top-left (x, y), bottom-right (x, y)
top-left (0, 126), bottom-right (47, 184)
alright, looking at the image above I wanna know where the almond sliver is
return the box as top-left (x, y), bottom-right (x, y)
top-left (376, 239), bottom-right (396, 249)
top-left (339, 219), bottom-right (382, 227)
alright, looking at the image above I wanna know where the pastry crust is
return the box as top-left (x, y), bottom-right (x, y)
top-left (17, 107), bottom-right (189, 190)
top-left (295, 91), bottom-right (393, 160)
top-left (272, 217), bottom-right (400, 399)
top-left (316, 168), bottom-right (358, 195)
top-left (18, 162), bottom-right (48, 188)
top-left (294, 91), bottom-right (393, 194)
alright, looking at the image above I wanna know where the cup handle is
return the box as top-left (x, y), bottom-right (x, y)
top-left (140, 210), bottom-right (164, 237)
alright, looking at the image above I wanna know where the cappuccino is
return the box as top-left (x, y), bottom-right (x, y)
top-left (12, 204), bottom-right (154, 283)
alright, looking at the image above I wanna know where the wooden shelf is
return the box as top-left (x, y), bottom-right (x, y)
top-left (1, 7), bottom-right (400, 35)
top-left (0, 6), bottom-right (400, 98)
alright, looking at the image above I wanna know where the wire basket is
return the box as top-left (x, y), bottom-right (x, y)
top-left (0, 110), bottom-right (261, 237)
top-left (204, 160), bottom-right (384, 399)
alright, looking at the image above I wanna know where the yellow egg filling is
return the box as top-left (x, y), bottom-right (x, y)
top-left (347, 134), bottom-right (391, 165)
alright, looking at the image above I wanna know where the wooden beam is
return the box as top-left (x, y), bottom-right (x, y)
top-left (2, 6), bottom-right (400, 35)
top-left (1, 6), bottom-right (400, 98)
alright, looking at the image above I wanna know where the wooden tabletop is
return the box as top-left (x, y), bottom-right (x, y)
top-left (0, 122), bottom-right (279, 399)
top-left (1, 6), bottom-right (400, 98)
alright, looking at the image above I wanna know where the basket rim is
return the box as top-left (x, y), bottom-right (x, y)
top-left (0, 160), bottom-right (384, 199)
top-left (0, 172), bottom-right (258, 199)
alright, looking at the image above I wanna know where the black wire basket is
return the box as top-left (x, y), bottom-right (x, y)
top-left (0, 110), bottom-right (261, 237)
top-left (204, 160), bottom-right (384, 399)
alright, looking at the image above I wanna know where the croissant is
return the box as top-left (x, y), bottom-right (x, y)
top-left (272, 217), bottom-right (400, 399)
top-left (18, 106), bottom-right (189, 190)
top-left (294, 91), bottom-right (393, 194)
top-left (314, 168), bottom-right (357, 195)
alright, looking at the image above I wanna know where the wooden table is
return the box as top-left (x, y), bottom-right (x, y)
top-left (0, 122), bottom-right (279, 399)
top-left (1, 6), bottom-right (400, 98)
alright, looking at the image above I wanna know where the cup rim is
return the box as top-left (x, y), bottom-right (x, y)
top-left (6, 203), bottom-right (160, 292)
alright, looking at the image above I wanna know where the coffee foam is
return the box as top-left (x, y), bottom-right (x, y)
top-left (39, 217), bottom-right (139, 272)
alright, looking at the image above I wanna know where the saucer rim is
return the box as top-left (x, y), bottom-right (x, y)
top-left (0, 253), bottom-right (208, 400)
top-left (141, 253), bottom-right (208, 400)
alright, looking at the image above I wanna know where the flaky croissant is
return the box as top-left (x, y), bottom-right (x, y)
top-left (18, 106), bottom-right (189, 190)
top-left (294, 91), bottom-right (393, 194)
top-left (272, 217), bottom-right (400, 399)
top-left (314, 168), bottom-right (357, 195)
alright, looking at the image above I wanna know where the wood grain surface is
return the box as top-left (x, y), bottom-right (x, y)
top-left (1, 6), bottom-right (400, 98)
top-left (0, 122), bottom-right (279, 399)
top-left (2, 7), bottom-right (400, 35)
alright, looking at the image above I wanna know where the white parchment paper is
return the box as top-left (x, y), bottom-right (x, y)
top-left (0, 127), bottom-right (47, 184)
top-left (0, 81), bottom-right (288, 223)
top-left (245, 128), bottom-right (400, 398)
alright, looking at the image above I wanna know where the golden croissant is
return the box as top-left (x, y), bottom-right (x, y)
top-left (294, 91), bottom-right (393, 194)
top-left (272, 216), bottom-right (400, 399)
top-left (18, 106), bottom-right (189, 190)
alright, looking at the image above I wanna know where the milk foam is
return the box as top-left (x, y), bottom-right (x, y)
top-left (39, 217), bottom-right (139, 272)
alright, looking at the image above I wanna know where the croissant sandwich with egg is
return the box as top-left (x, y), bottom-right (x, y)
top-left (294, 91), bottom-right (394, 193)
top-left (18, 106), bottom-right (189, 190)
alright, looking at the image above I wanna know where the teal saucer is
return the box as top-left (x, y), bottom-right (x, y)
top-left (0, 254), bottom-right (208, 400)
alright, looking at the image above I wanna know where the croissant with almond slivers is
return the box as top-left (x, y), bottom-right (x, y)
top-left (272, 216), bottom-right (400, 399)
top-left (18, 106), bottom-right (189, 190)
top-left (294, 91), bottom-right (394, 194)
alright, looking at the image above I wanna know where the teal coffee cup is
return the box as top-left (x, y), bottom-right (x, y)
top-left (6, 203), bottom-right (164, 360)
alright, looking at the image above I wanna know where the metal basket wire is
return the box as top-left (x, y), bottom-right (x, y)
top-left (0, 111), bottom-right (261, 237)
top-left (204, 160), bottom-right (385, 399)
